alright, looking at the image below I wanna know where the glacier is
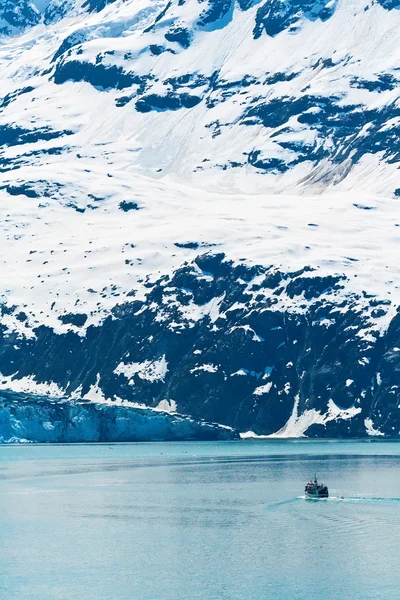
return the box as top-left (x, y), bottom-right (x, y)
top-left (0, 389), bottom-right (238, 443)
top-left (0, 0), bottom-right (399, 439)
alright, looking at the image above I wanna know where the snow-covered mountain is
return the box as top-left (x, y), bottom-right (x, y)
top-left (0, 0), bottom-right (399, 440)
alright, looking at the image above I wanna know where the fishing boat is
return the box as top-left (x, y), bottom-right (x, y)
top-left (305, 475), bottom-right (329, 499)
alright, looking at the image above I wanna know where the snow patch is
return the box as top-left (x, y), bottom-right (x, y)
top-left (82, 374), bottom-right (106, 403)
top-left (265, 397), bottom-right (362, 438)
top-left (253, 382), bottom-right (273, 395)
top-left (155, 399), bottom-right (177, 413)
top-left (231, 369), bottom-right (248, 376)
top-left (0, 373), bottom-right (65, 397)
top-left (190, 364), bottom-right (219, 374)
top-left (364, 417), bottom-right (385, 437)
top-left (114, 356), bottom-right (168, 383)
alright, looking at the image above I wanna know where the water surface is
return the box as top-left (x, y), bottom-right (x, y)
top-left (1, 439), bottom-right (400, 600)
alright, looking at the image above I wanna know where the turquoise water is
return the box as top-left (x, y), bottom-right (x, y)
top-left (2, 440), bottom-right (400, 600)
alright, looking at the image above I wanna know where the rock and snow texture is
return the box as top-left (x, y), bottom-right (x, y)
top-left (1, 254), bottom-right (400, 438)
top-left (0, 0), bottom-right (399, 438)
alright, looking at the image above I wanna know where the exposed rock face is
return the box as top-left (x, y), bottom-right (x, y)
top-left (0, 0), bottom-right (40, 35)
top-left (1, 255), bottom-right (399, 437)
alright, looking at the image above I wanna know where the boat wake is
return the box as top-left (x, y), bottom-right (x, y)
top-left (267, 496), bottom-right (400, 509)
top-left (266, 497), bottom-right (303, 509)
top-left (300, 495), bottom-right (400, 503)
top-left (267, 496), bottom-right (303, 510)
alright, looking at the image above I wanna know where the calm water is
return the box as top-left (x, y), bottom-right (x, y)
top-left (1, 440), bottom-right (400, 600)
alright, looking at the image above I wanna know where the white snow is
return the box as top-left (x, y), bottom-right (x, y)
top-left (114, 356), bottom-right (168, 383)
top-left (231, 369), bottom-right (248, 377)
top-left (230, 325), bottom-right (264, 342)
top-left (359, 358), bottom-right (370, 366)
top-left (364, 418), bottom-right (385, 437)
top-left (262, 367), bottom-right (273, 379)
top-left (180, 295), bottom-right (226, 326)
top-left (83, 374), bottom-right (107, 402)
top-left (253, 382), bottom-right (273, 396)
top-left (246, 397), bottom-right (362, 438)
top-left (0, 373), bottom-right (65, 397)
top-left (0, 0), bottom-right (397, 339)
top-left (0, 169), bottom-right (399, 337)
top-left (190, 364), bottom-right (219, 374)
top-left (155, 399), bottom-right (177, 413)
top-left (240, 430), bottom-right (271, 440)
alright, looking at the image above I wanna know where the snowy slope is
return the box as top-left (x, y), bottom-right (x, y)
top-left (0, 0), bottom-right (399, 438)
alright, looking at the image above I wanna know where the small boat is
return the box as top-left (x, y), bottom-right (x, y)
top-left (305, 475), bottom-right (329, 499)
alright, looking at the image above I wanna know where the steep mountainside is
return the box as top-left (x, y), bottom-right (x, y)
top-left (0, 0), bottom-right (399, 439)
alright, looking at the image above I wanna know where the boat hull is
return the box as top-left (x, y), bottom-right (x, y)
top-left (305, 492), bottom-right (329, 499)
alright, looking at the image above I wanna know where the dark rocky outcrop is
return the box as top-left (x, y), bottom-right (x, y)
top-left (1, 255), bottom-right (399, 437)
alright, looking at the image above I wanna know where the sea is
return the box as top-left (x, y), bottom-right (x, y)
top-left (1, 439), bottom-right (400, 600)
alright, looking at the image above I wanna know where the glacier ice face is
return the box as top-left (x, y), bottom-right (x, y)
top-left (0, 390), bottom-right (238, 443)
